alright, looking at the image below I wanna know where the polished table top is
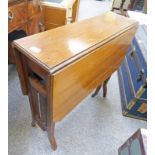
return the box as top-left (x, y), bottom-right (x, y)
top-left (13, 12), bottom-right (138, 72)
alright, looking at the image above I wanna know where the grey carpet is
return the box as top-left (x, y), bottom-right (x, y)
top-left (8, 0), bottom-right (146, 155)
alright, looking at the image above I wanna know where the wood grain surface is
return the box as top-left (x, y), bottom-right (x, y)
top-left (51, 26), bottom-right (138, 121)
top-left (8, 1), bottom-right (28, 33)
top-left (42, 4), bottom-right (66, 30)
top-left (13, 12), bottom-right (138, 71)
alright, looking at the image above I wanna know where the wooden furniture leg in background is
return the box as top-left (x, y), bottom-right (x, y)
top-left (92, 76), bottom-right (111, 98)
top-left (143, 0), bottom-right (147, 14)
top-left (91, 85), bottom-right (102, 97)
top-left (102, 77), bottom-right (111, 97)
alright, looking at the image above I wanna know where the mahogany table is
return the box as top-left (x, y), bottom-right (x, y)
top-left (13, 12), bottom-right (138, 150)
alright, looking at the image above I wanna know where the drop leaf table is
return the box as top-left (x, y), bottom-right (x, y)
top-left (13, 12), bottom-right (138, 150)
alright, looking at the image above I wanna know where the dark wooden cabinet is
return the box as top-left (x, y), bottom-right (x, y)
top-left (8, 1), bottom-right (28, 33)
top-left (8, 0), bottom-right (44, 63)
top-left (27, 0), bottom-right (44, 35)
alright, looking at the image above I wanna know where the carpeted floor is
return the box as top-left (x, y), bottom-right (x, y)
top-left (8, 0), bottom-right (147, 155)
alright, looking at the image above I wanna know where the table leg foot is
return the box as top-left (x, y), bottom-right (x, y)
top-left (102, 76), bottom-right (111, 98)
top-left (31, 120), bottom-right (36, 127)
top-left (49, 123), bottom-right (57, 150)
top-left (50, 138), bottom-right (57, 151)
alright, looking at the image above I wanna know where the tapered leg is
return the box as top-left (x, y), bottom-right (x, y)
top-left (49, 123), bottom-right (57, 150)
top-left (91, 85), bottom-right (102, 97)
top-left (102, 77), bottom-right (111, 98)
top-left (28, 92), bottom-right (36, 127)
top-left (102, 84), bottom-right (107, 98)
top-left (47, 76), bottom-right (57, 150)
top-left (92, 76), bottom-right (111, 98)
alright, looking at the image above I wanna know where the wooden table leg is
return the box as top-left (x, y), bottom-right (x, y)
top-left (21, 57), bottom-right (37, 127)
top-left (47, 76), bottom-right (57, 150)
top-left (28, 94), bottom-right (36, 127)
top-left (49, 123), bottom-right (57, 150)
top-left (91, 85), bottom-right (102, 97)
top-left (102, 76), bottom-right (111, 98)
top-left (92, 76), bottom-right (111, 98)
